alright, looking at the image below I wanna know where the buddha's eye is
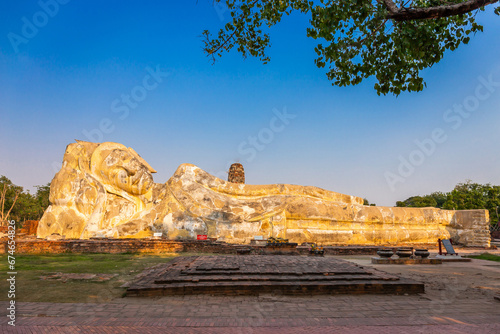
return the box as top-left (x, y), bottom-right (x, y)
top-left (116, 169), bottom-right (128, 184)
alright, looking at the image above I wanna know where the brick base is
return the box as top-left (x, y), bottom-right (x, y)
top-left (0, 238), bottom-right (490, 255)
top-left (1, 238), bottom-right (183, 254)
top-left (371, 257), bottom-right (442, 264)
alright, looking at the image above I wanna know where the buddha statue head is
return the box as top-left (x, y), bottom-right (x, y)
top-left (90, 142), bottom-right (156, 202)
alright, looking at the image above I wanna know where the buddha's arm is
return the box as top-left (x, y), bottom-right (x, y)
top-left (169, 164), bottom-right (364, 205)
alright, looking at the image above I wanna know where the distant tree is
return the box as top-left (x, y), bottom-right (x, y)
top-left (485, 186), bottom-right (500, 223)
top-left (34, 183), bottom-right (51, 218)
top-left (363, 198), bottom-right (376, 206)
top-left (0, 176), bottom-right (51, 225)
top-left (429, 191), bottom-right (447, 208)
top-left (203, 0), bottom-right (500, 95)
top-left (442, 181), bottom-right (500, 221)
top-left (12, 192), bottom-right (39, 223)
top-left (0, 176), bottom-right (20, 226)
top-left (396, 180), bottom-right (500, 222)
top-left (396, 195), bottom-right (437, 207)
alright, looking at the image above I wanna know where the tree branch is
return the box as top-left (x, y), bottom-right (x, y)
top-left (204, 0), bottom-right (263, 61)
top-left (382, 0), bottom-right (499, 21)
top-left (0, 185), bottom-right (19, 226)
top-left (204, 28), bottom-right (239, 61)
top-left (4, 190), bottom-right (19, 224)
top-left (380, 0), bottom-right (400, 14)
top-left (0, 185), bottom-right (6, 225)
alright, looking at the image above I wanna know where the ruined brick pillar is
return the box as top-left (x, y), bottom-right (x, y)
top-left (228, 163), bottom-right (245, 184)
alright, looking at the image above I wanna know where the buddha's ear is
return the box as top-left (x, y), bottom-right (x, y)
top-left (128, 146), bottom-right (157, 173)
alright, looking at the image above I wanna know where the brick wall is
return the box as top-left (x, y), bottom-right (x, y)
top-left (1, 238), bottom-right (183, 254)
top-left (18, 220), bottom-right (39, 235)
top-left (0, 238), bottom-right (453, 255)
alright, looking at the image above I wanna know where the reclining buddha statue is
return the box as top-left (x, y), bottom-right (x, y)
top-left (37, 141), bottom-right (490, 247)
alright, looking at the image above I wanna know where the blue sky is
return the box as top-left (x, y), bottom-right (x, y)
top-left (0, 1), bottom-right (499, 206)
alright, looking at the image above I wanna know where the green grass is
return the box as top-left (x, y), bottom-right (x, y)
top-left (467, 253), bottom-right (500, 262)
top-left (0, 252), bottom-right (191, 303)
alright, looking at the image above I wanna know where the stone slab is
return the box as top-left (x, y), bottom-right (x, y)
top-left (435, 255), bottom-right (472, 262)
top-left (371, 257), bottom-right (442, 264)
top-left (127, 255), bottom-right (424, 297)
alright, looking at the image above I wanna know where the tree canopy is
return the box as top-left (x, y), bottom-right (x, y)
top-left (396, 181), bottom-right (500, 223)
top-left (396, 191), bottom-right (447, 208)
top-left (203, 0), bottom-right (499, 95)
top-left (0, 176), bottom-right (50, 226)
top-left (363, 198), bottom-right (377, 206)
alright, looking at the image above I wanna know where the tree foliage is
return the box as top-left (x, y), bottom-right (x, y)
top-left (396, 181), bottom-right (500, 223)
top-left (442, 181), bottom-right (500, 221)
top-left (203, 0), bottom-right (499, 95)
top-left (0, 176), bottom-right (20, 225)
top-left (396, 191), bottom-right (447, 208)
top-left (0, 176), bottom-right (50, 225)
top-left (363, 198), bottom-right (377, 206)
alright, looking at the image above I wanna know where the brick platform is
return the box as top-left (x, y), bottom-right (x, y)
top-left (371, 257), bottom-right (442, 264)
top-left (0, 238), bottom-right (388, 255)
top-left (1, 237), bottom-right (492, 255)
top-left (434, 255), bottom-right (473, 262)
top-left (0, 238), bottom-right (184, 254)
top-left (127, 255), bottom-right (424, 297)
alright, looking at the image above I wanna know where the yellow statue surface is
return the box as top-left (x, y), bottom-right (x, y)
top-left (37, 141), bottom-right (490, 247)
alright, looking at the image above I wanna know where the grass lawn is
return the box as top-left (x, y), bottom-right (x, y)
top-left (0, 252), bottom-right (194, 303)
top-left (467, 253), bottom-right (500, 262)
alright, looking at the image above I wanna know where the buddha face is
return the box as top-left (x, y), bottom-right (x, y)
top-left (91, 143), bottom-right (155, 196)
top-left (103, 149), bottom-right (153, 195)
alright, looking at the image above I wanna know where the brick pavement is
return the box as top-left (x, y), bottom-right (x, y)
top-left (1, 292), bottom-right (499, 333)
top-left (1, 254), bottom-right (500, 333)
